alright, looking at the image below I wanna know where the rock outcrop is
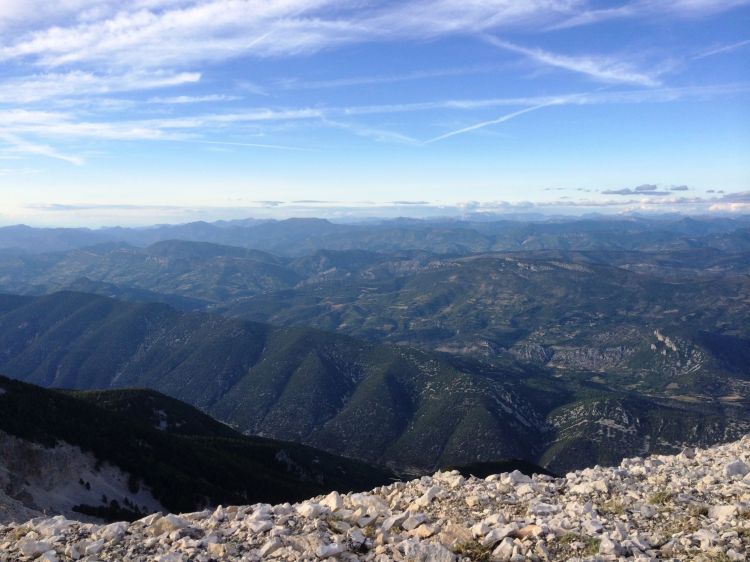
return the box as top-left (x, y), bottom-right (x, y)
top-left (1, 436), bottom-right (749, 561)
top-left (0, 431), bottom-right (164, 525)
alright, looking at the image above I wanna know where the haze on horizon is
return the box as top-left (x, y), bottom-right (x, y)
top-left (0, 0), bottom-right (749, 226)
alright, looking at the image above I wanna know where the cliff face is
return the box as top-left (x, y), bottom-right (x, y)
top-left (2, 436), bottom-right (749, 561)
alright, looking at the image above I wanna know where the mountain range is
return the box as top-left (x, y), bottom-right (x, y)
top-left (0, 217), bottom-right (748, 487)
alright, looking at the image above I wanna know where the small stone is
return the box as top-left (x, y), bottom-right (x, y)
top-left (437, 524), bottom-right (473, 548)
top-left (382, 512), bottom-right (408, 531)
top-left (465, 495), bottom-right (480, 508)
top-left (151, 514), bottom-right (189, 536)
top-left (471, 522), bottom-right (490, 538)
top-left (506, 470), bottom-right (532, 484)
top-left (402, 513), bottom-right (426, 531)
top-left (315, 542), bottom-right (347, 558)
top-left (154, 554), bottom-right (184, 562)
top-left (248, 520), bottom-right (273, 533)
top-left (17, 539), bottom-right (52, 557)
top-left (535, 541), bottom-right (550, 561)
top-left (320, 491), bottom-right (343, 511)
top-left (402, 541), bottom-right (456, 562)
top-left (348, 528), bottom-right (366, 549)
top-left (517, 524), bottom-right (542, 538)
top-left (412, 524), bottom-right (436, 538)
top-left (482, 524), bottom-right (517, 547)
top-left (97, 521), bottom-right (128, 543)
top-left (296, 502), bottom-right (322, 518)
top-left (207, 542), bottom-right (226, 558)
top-left (492, 537), bottom-right (515, 562)
top-left (725, 459), bottom-right (750, 477)
top-left (599, 535), bottom-right (622, 555)
top-left (708, 504), bottom-right (737, 521)
top-left (84, 539), bottom-right (105, 556)
top-left (259, 538), bottom-right (283, 557)
top-left (413, 485), bottom-right (442, 508)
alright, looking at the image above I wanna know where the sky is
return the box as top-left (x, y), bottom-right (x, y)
top-left (0, 0), bottom-right (749, 226)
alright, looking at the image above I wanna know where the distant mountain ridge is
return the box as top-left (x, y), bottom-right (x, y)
top-left (2, 216), bottom-right (750, 255)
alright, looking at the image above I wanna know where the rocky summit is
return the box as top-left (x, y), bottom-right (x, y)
top-left (1, 437), bottom-right (749, 562)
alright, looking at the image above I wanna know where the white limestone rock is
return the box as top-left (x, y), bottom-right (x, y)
top-left (1, 435), bottom-right (749, 562)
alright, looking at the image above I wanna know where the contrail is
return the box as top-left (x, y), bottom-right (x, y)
top-left (423, 100), bottom-right (565, 144)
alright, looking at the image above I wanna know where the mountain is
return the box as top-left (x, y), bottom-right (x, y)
top-left (0, 292), bottom-right (546, 471)
top-left (0, 291), bottom-right (747, 475)
top-left (220, 250), bottom-right (750, 397)
top-left (0, 375), bottom-right (395, 523)
top-left (0, 225), bottom-right (112, 254)
top-left (0, 240), bottom-right (298, 304)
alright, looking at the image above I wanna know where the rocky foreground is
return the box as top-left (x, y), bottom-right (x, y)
top-left (2, 437), bottom-right (750, 562)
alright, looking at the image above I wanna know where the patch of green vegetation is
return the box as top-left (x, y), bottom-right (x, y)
top-left (583, 537), bottom-right (600, 556)
top-left (649, 491), bottom-right (674, 505)
top-left (558, 533), bottom-right (579, 545)
top-left (699, 553), bottom-right (733, 562)
top-left (7, 527), bottom-right (31, 541)
top-left (600, 499), bottom-right (625, 516)
top-left (452, 541), bottom-right (493, 562)
top-left (72, 502), bottom-right (145, 522)
top-left (689, 504), bottom-right (709, 518)
top-left (554, 533), bottom-right (599, 556)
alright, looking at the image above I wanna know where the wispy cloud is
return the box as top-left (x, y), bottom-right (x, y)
top-left (147, 94), bottom-right (241, 104)
top-left (0, 1), bottom-right (361, 67)
top-left (550, 0), bottom-right (750, 29)
top-left (177, 139), bottom-right (312, 151)
top-left (275, 64), bottom-right (506, 90)
top-left (0, 70), bottom-right (200, 103)
top-left (0, 107), bottom-right (324, 144)
top-left (485, 36), bottom-right (662, 87)
top-left (338, 82), bottom-right (750, 116)
top-left (0, 1), bottom-right (594, 70)
top-left (0, 82), bottom-right (746, 159)
top-left (0, 132), bottom-right (84, 165)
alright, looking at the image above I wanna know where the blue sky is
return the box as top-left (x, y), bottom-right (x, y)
top-left (0, 0), bottom-right (749, 225)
